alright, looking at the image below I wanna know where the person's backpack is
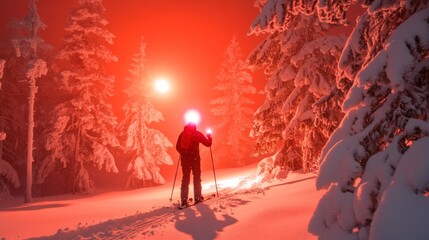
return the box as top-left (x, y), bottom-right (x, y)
top-left (180, 129), bottom-right (193, 150)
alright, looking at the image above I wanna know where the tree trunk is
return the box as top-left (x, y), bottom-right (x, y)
top-left (25, 78), bottom-right (37, 203)
top-left (72, 126), bottom-right (81, 194)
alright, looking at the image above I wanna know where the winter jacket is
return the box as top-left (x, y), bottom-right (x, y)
top-left (176, 125), bottom-right (212, 159)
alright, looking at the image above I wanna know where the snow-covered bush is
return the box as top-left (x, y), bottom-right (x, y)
top-left (254, 151), bottom-right (289, 183)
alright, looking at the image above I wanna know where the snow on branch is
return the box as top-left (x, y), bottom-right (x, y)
top-left (249, 0), bottom-right (351, 35)
top-left (0, 59), bottom-right (5, 80)
top-left (0, 160), bottom-right (20, 189)
top-left (25, 58), bottom-right (48, 80)
top-left (312, 6), bottom-right (429, 240)
top-left (90, 142), bottom-right (118, 173)
top-left (343, 7), bottom-right (429, 111)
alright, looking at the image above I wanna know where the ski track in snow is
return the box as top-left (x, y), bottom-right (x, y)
top-left (29, 190), bottom-right (261, 240)
top-left (0, 166), bottom-right (320, 240)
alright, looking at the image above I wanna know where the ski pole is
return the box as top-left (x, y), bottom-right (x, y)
top-left (169, 155), bottom-right (181, 202)
top-left (209, 146), bottom-right (219, 197)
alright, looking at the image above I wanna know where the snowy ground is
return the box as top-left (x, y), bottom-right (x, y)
top-left (0, 164), bottom-right (324, 239)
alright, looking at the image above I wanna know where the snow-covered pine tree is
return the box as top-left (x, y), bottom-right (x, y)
top-left (309, 2), bottom-right (429, 240)
top-left (286, 35), bottom-right (344, 172)
top-left (0, 58), bottom-right (20, 197)
top-left (37, 0), bottom-right (119, 194)
top-left (11, 0), bottom-right (49, 202)
top-left (248, 9), bottom-right (344, 174)
top-left (210, 36), bottom-right (256, 167)
top-left (248, 30), bottom-right (293, 162)
top-left (119, 38), bottom-right (173, 189)
top-left (249, 1), bottom-right (353, 149)
top-left (0, 41), bottom-right (28, 199)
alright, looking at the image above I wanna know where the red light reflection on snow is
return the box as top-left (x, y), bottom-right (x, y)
top-left (201, 175), bottom-right (263, 193)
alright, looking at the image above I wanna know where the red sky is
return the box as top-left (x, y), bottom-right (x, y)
top-left (0, 0), bottom-right (266, 173)
top-left (0, 1), bottom-right (360, 176)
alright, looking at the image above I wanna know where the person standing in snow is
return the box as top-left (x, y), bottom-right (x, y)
top-left (176, 122), bottom-right (212, 208)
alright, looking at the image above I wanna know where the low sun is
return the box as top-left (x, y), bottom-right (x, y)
top-left (154, 78), bottom-right (170, 94)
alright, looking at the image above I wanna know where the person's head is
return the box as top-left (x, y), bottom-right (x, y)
top-left (185, 122), bottom-right (197, 131)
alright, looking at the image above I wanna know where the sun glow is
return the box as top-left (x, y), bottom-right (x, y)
top-left (184, 109), bottom-right (201, 125)
top-left (154, 78), bottom-right (170, 94)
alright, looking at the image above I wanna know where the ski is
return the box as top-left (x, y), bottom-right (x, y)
top-left (176, 194), bottom-right (217, 210)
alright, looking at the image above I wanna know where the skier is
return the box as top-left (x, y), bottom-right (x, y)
top-left (176, 121), bottom-right (212, 208)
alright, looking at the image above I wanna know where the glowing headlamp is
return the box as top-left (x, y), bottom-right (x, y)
top-left (184, 109), bottom-right (201, 125)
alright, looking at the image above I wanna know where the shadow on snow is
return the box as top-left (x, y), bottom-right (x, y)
top-left (25, 175), bottom-right (313, 239)
top-left (0, 203), bottom-right (70, 212)
top-left (267, 176), bottom-right (316, 189)
top-left (174, 200), bottom-right (242, 240)
top-left (28, 198), bottom-right (249, 240)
